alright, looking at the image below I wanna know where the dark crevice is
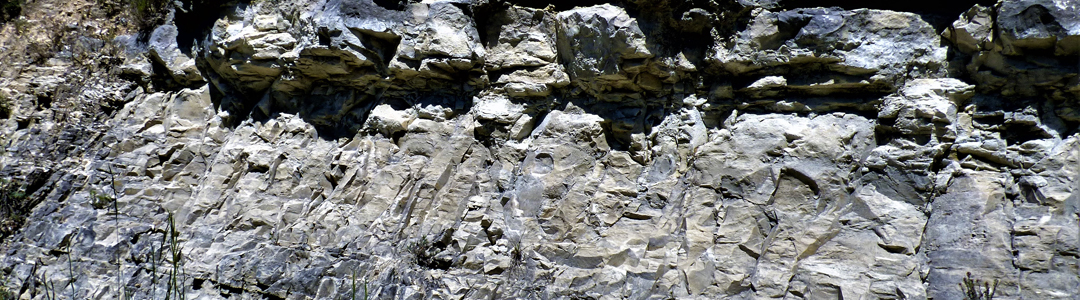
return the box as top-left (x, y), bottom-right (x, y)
top-left (220, 283), bottom-right (244, 298)
top-left (247, 163), bottom-right (270, 173)
top-left (738, 244), bottom-right (761, 259)
top-left (317, 28), bottom-right (335, 46)
top-left (972, 112), bottom-right (1005, 129)
top-left (382, 97), bottom-right (411, 111)
top-left (601, 120), bottom-right (632, 151)
top-left (930, 145), bottom-right (951, 173)
top-left (625, 0), bottom-right (719, 65)
top-left (473, 120), bottom-right (501, 148)
top-left (486, 65), bottom-right (547, 85)
top-left (215, 280), bottom-right (287, 300)
top-left (781, 167), bottom-right (821, 196)
top-left (501, 0), bottom-right (615, 10)
top-left (818, 104), bottom-right (882, 120)
top-left (1019, 183), bottom-right (1045, 204)
top-left (413, 240), bottom-right (452, 271)
top-left (700, 109), bottom-right (734, 129)
top-left (473, 0), bottom-right (511, 48)
top-left (372, 0), bottom-right (411, 11)
top-left (731, 62), bottom-right (877, 83)
top-left (719, 100), bottom-right (881, 122)
top-left (390, 130), bottom-right (406, 145)
top-left (970, 107), bottom-right (1059, 145)
top-left (346, 28), bottom-right (402, 77)
top-left (1002, 123), bottom-right (1054, 145)
top-left (879, 244), bottom-right (908, 254)
top-left (148, 54), bottom-right (188, 92)
top-left (34, 93), bottom-right (52, 110)
top-left (761, 10), bottom-right (814, 50)
top-left (175, 0), bottom-right (249, 55)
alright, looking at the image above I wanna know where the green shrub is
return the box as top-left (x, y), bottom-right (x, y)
top-left (408, 236), bottom-right (436, 266)
top-left (133, 0), bottom-right (167, 18)
top-left (0, 174), bottom-right (48, 240)
top-left (131, 0), bottom-right (170, 31)
top-left (0, 0), bottom-right (22, 23)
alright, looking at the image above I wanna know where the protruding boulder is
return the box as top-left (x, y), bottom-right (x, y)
top-left (997, 0), bottom-right (1080, 56)
top-left (484, 6), bottom-right (569, 98)
top-left (148, 25), bottom-right (204, 88)
top-left (879, 78), bottom-right (974, 136)
top-left (365, 103), bottom-right (415, 137)
top-left (556, 4), bottom-right (654, 98)
top-left (711, 8), bottom-right (947, 89)
top-left (942, 5), bottom-right (995, 55)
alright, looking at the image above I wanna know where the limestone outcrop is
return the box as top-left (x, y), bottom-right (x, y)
top-left (0, 0), bottom-right (1077, 299)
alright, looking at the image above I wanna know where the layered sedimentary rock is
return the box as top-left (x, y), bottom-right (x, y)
top-left (0, 0), bottom-right (1077, 299)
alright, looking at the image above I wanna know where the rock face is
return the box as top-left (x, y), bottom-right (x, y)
top-left (0, 0), bottom-right (1077, 299)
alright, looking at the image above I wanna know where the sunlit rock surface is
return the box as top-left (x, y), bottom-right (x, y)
top-left (0, 0), bottom-right (1077, 299)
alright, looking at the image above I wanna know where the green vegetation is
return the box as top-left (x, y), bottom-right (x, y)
top-left (93, 0), bottom-right (170, 32)
top-left (0, 275), bottom-right (14, 300)
top-left (132, 0), bottom-right (168, 18)
top-left (89, 189), bottom-right (115, 210)
top-left (13, 174), bottom-right (396, 300)
top-left (163, 212), bottom-right (187, 300)
top-left (348, 270), bottom-right (369, 300)
top-left (93, 185), bottom-right (187, 300)
top-left (408, 236), bottom-right (438, 267)
top-left (132, 0), bottom-right (170, 31)
top-left (960, 272), bottom-right (999, 300)
top-left (0, 0), bottom-right (22, 23)
top-left (0, 173), bottom-right (48, 240)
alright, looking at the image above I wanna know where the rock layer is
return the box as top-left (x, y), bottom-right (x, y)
top-left (0, 0), bottom-right (1078, 299)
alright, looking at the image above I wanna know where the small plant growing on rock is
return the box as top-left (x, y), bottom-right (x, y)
top-left (158, 211), bottom-right (186, 300)
top-left (0, 0), bottom-right (22, 23)
top-left (0, 274), bottom-right (14, 300)
top-left (89, 189), bottom-right (114, 210)
top-left (0, 172), bottom-right (50, 240)
top-left (132, 0), bottom-right (169, 21)
top-left (144, 210), bottom-right (187, 300)
top-left (959, 272), bottom-right (998, 300)
top-left (348, 270), bottom-right (368, 300)
top-left (0, 178), bottom-right (28, 237)
top-left (408, 236), bottom-right (436, 266)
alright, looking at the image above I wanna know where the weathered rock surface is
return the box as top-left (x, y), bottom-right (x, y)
top-left (713, 7), bottom-right (947, 89)
top-left (0, 0), bottom-right (1077, 299)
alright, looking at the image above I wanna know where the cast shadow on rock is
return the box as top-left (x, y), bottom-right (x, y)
top-left (209, 78), bottom-right (478, 142)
